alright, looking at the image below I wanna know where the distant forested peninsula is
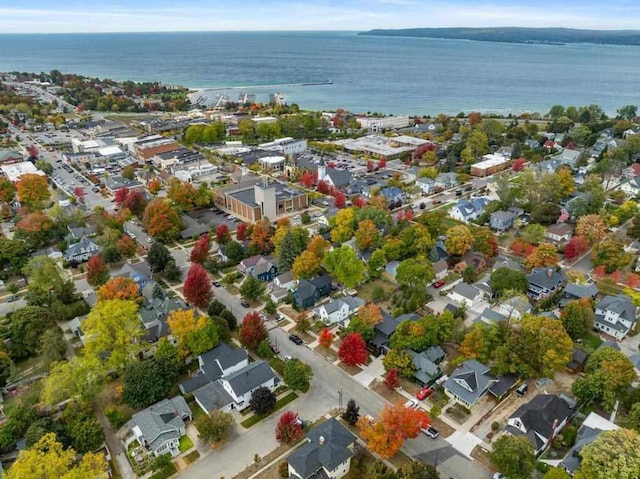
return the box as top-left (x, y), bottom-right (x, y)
top-left (358, 27), bottom-right (640, 46)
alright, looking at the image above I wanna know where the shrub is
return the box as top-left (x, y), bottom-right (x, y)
top-left (279, 461), bottom-right (289, 478)
top-left (105, 408), bottom-right (126, 428)
top-left (491, 421), bottom-right (500, 432)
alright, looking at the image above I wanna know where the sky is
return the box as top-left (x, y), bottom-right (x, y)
top-left (2, 0), bottom-right (640, 33)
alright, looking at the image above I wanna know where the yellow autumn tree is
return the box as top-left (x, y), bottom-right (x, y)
top-left (167, 309), bottom-right (219, 358)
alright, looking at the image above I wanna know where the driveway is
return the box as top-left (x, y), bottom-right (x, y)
top-left (0, 298), bottom-right (26, 316)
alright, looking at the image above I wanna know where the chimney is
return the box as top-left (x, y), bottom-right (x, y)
top-left (546, 268), bottom-right (553, 278)
top-left (319, 436), bottom-right (325, 446)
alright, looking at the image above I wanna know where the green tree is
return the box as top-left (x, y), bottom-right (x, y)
top-left (240, 275), bottom-right (266, 301)
top-left (7, 306), bottom-right (55, 359)
top-left (64, 412), bottom-right (105, 454)
top-left (196, 410), bottom-right (234, 444)
top-left (543, 468), bottom-right (571, 479)
top-left (491, 435), bottom-right (536, 479)
top-left (83, 299), bottom-right (144, 371)
top-left (368, 248), bottom-right (386, 279)
top-left (345, 316), bottom-right (375, 341)
top-left (324, 245), bottom-right (365, 289)
top-left (147, 242), bottom-right (172, 273)
top-left (382, 349), bottom-right (416, 378)
top-left (250, 387), bottom-right (276, 415)
top-left (122, 357), bottom-right (178, 408)
top-left (38, 328), bottom-right (67, 370)
top-left (560, 299), bottom-right (595, 339)
top-left (521, 223), bottom-right (547, 245)
top-left (592, 237), bottom-right (632, 273)
top-left (490, 267), bottom-right (529, 297)
top-left (276, 227), bottom-right (309, 272)
top-left (283, 358), bottom-right (313, 391)
top-left (396, 461), bottom-right (440, 479)
top-left (41, 356), bottom-right (105, 406)
top-left (579, 429), bottom-right (640, 479)
top-left (395, 257), bottom-right (434, 311)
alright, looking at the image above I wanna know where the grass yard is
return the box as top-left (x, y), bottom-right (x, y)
top-left (269, 357), bottom-right (285, 375)
top-left (148, 463), bottom-right (177, 479)
top-left (313, 345), bottom-right (338, 362)
top-left (184, 450), bottom-right (200, 465)
top-left (358, 279), bottom-right (396, 303)
top-left (240, 392), bottom-right (299, 428)
top-left (337, 362), bottom-right (363, 376)
top-left (579, 332), bottom-right (603, 351)
top-left (178, 435), bottom-right (194, 453)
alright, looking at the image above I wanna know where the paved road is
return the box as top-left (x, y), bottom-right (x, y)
top-left (0, 298), bottom-right (26, 317)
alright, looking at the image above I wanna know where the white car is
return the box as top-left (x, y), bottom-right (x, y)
top-left (492, 474), bottom-right (506, 479)
top-left (404, 399), bottom-right (419, 409)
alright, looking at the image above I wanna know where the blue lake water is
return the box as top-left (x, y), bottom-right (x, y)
top-left (0, 31), bottom-right (639, 116)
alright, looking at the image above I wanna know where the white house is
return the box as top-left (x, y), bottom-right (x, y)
top-left (546, 223), bottom-right (573, 243)
top-left (449, 197), bottom-right (490, 223)
top-left (497, 296), bottom-right (532, 320)
top-left (443, 360), bottom-right (498, 408)
top-left (63, 236), bottom-right (100, 263)
top-left (506, 394), bottom-right (574, 455)
top-left (594, 294), bottom-right (638, 340)
top-left (417, 177), bottom-right (435, 195)
top-left (620, 176), bottom-right (640, 197)
top-left (313, 297), bottom-right (364, 326)
top-left (449, 283), bottom-right (483, 308)
top-left (560, 413), bottom-right (619, 476)
top-left (287, 418), bottom-right (357, 479)
top-left (123, 396), bottom-right (192, 457)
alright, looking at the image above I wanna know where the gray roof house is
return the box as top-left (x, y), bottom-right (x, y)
top-left (287, 418), bottom-right (356, 479)
top-left (594, 294), bottom-right (638, 340)
top-left (449, 197), bottom-right (490, 223)
top-left (313, 296), bottom-right (364, 326)
top-left (443, 360), bottom-right (499, 408)
top-left (527, 267), bottom-right (567, 301)
top-left (490, 210), bottom-right (516, 232)
top-left (408, 349), bottom-right (442, 386)
top-left (560, 282), bottom-right (599, 307)
top-left (192, 358), bottom-right (278, 414)
top-left (179, 343), bottom-right (248, 394)
top-left (506, 394), bottom-right (574, 455)
top-left (63, 236), bottom-right (100, 264)
top-left (560, 412), bottom-right (619, 476)
top-left (124, 396), bottom-right (192, 457)
top-left (449, 283), bottom-right (484, 307)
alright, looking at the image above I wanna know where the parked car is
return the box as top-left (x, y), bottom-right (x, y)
top-left (404, 399), bottom-right (419, 409)
top-left (274, 314), bottom-right (284, 322)
top-left (270, 342), bottom-right (280, 354)
top-left (289, 334), bottom-right (303, 345)
top-left (259, 313), bottom-right (268, 321)
top-left (492, 474), bottom-right (506, 479)
top-left (6, 295), bottom-right (20, 303)
top-left (516, 383), bottom-right (528, 396)
top-left (416, 386), bottom-right (434, 400)
top-left (421, 426), bottom-right (439, 439)
top-left (432, 280), bottom-right (446, 289)
top-left (212, 281), bottom-right (221, 287)
top-left (240, 301), bottom-right (250, 308)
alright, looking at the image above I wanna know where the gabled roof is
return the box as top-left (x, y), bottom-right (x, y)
top-left (564, 282), bottom-right (598, 299)
top-left (452, 283), bottom-right (481, 301)
top-left (193, 381), bottom-right (234, 413)
top-left (444, 360), bottom-right (497, 405)
top-left (128, 397), bottom-right (191, 451)
top-left (64, 236), bottom-right (99, 259)
top-left (527, 267), bottom-right (566, 290)
top-left (560, 413), bottom-right (619, 474)
top-left (596, 294), bottom-right (637, 322)
top-left (287, 418), bottom-right (356, 479)
top-left (180, 343), bottom-right (247, 394)
top-left (222, 360), bottom-right (276, 397)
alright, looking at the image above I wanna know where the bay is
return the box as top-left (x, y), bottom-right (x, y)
top-left (0, 31), bottom-right (638, 116)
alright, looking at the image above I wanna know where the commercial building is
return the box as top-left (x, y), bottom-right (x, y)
top-left (213, 178), bottom-right (308, 223)
top-left (357, 115), bottom-right (412, 131)
top-left (470, 153), bottom-right (511, 177)
top-left (133, 136), bottom-right (180, 161)
top-left (0, 161), bottom-right (47, 182)
top-left (259, 137), bottom-right (307, 156)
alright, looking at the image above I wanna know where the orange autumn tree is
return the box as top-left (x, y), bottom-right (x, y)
top-left (97, 277), bottom-right (140, 302)
top-left (358, 401), bottom-right (430, 458)
top-left (357, 303), bottom-right (383, 327)
top-left (16, 173), bottom-right (50, 210)
top-left (318, 327), bottom-right (334, 348)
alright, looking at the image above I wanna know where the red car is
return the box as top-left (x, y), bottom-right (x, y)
top-left (416, 386), bottom-right (434, 400)
top-left (432, 280), bottom-right (446, 289)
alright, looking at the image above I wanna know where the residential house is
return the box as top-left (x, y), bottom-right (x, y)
top-left (114, 261), bottom-right (155, 291)
top-left (490, 210), bottom-right (517, 232)
top-left (527, 267), bottom-right (567, 301)
top-left (380, 186), bottom-right (406, 207)
top-left (432, 259), bottom-right (448, 281)
top-left (620, 176), bottom-right (640, 197)
top-left (293, 275), bottom-right (332, 309)
top-left (424, 345), bottom-right (445, 364)
top-left (443, 360), bottom-right (499, 408)
top-left (287, 418), bottom-right (357, 479)
top-left (594, 294), bottom-right (638, 340)
top-left (238, 255), bottom-right (278, 281)
top-left (67, 224), bottom-right (97, 239)
top-left (180, 343), bottom-right (248, 394)
top-left (560, 413), bottom-right (619, 476)
top-left (493, 255), bottom-right (524, 272)
top-left (476, 308), bottom-right (509, 325)
top-left (313, 296), bottom-right (364, 326)
top-left (63, 236), bottom-right (100, 264)
top-left (274, 271), bottom-right (296, 290)
top-left (123, 396), bottom-right (192, 457)
top-left (496, 295), bottom-right (532, 320)
top-left (506, 394), bottom-right (574, 455)
top-left (449, 283), bottom-right (483, 307)
top-left (549, 148), bottom-right (582, 168)
top-left (546, 223), bottom-right (573, 243)
top-left (270, 271), bottom-right (296, 303)
top-left (370, 312), bottom-right (400, 356)
top-left (454, 252), bottom-right (488, 275)
top-left (179, 214), bottom-right (210, 240)
top-left (417, 177), bottom-right (435, 195)
top-left (560, 282), bottom-right (599, 307)
top-left (385, 260), bottom-right (400, 281)
top-left (449, 197), bottom-right (489, 223)
top-left (434, 172), bottom-right (457, 190)
top-left (408, 349), bottom-right (442, 386)
top-left (139, 285), bottom-right (188, 343)
top-left (193, 359), bottom-right (278, 414)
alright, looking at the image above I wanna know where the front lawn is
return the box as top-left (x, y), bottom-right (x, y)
top-left (178, 435), bottom-right (194, 453)
top-left (240, 392), bottom-right (299, 428)
top-left (579, 332), bottom-right (603, 352)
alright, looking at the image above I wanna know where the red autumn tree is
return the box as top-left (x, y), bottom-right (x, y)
top-left (125, 190), bottom-right (147, 217)
top-left (27, 144), bottom-right (39, 159)
top-left (405, 209), bottom-right (414, 221)
top-left (353, 196), bottom-right (367, 208)
top-left (378, 158), bottom-right (387, 169)
top-left (611, 270), bottom-right (624, 284)
top-left (190, 234), bottom-right (211, 264)
top-left (73, 186), bottom-right (86, 203)
top-left (626, 273), bottom-right (640, 289)
top-left (238, 311), bottom-right (268, 350)
top-left (300, 171), bottom-right (315, 188)
top-left (215, 224), bottom-right (231, 244)
top-left (366, 160), bottom-right (375, 172)
top-left (334, 191), bottom-right (346, 209)
top-left (512, 158), bottom-right (526, 172)
top-left (275, 411), bottom-right (304, 445)
top-left (384, 368), bottom-right (399, 390)
top-left (114, 187), bottom-right (128, 206)
top-left (86, 254), bottom-right (109, 287)
top-left (592, 265), bottom-right (606, 279)
top-left (117, 234), bottom-right (137, 258)
top-left (97, 277), bottom-right (140, 301)
top-left (468, 111), bottom-right (483, 126)
top-left (183, 263), bottom-right (212, 308)
top-left (318, 328), bottom-right (334, 348)
top-left (236, 222), bottom-right (248, 241)
top-left (564, 236), bottom-right (589, 261)
top-left (396, 210), bottom-right (405, 222)
top-left (317, 180), bottom-right (331, 194)
top-left (338, 333), bottom-right (368, 366)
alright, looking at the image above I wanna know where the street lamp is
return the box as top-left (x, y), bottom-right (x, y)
top-left (337, 389), bottom-right (343, 411)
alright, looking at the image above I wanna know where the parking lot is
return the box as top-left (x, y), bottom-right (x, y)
top-left (186, 208), bottom-right (243, 231)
